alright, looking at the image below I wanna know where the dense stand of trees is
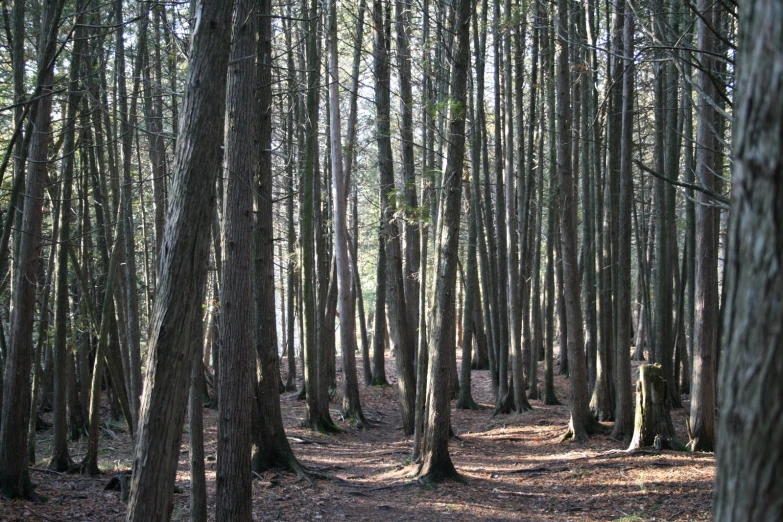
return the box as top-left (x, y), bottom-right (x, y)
top-left (0, 0), bottom-right (779, 519)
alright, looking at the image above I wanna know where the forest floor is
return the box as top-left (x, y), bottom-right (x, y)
top-left (2, 350), bottom-right (714, 521)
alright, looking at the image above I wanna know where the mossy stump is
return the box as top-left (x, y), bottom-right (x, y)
top-left (628, 364), bottom-right (679, 450)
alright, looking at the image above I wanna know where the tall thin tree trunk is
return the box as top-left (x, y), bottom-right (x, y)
top-left (556, 0), bottom-right (592, 442)
top-left (417, 0), bottom-right (471, 482)
top-left (611, 0), bottom-right (634, 442)
top-left (125, 2), bottom-right (234, 518)
top-left (327, 0), bottom-right (365, 425)
top-left (689, 0), bottom-right (719, 453)
top-left (0, 0), bottom-right (64, 499)
top-left (373, 0), bottom-right (416, 434)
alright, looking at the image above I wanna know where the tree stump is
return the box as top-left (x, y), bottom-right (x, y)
top-left (628, 364), bottom-right (679, 450)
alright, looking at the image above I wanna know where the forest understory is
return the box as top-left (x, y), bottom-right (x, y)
top-left (1, 349), bottom-right (714, 522)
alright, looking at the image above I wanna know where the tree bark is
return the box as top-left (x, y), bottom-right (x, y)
top-left (689, 0), bottom-right (720, 453)
top-left (556, 0), bottom-right (592, 442)
top-left (611, 0), bottom-right (634, 443)
top-left (417, 0), bottom-right (471, 482)
top-left (252, 0), bottom-right (308, 476)
top-left (373, 0), bottom-right (416, 434)
top-left (327, 0), bottom-right (365, 425)
top-left (125, 2), bottom-right (234, 519)
top-left (0, 0), bottom-right (64, 499)
top-left (715, 3), bottom-right (783, 517)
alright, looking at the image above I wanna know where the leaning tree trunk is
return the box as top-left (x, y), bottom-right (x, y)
top-left (125, 2), bottom-right (234, 519)
top-left (715, 3), bottom-right (783, 518)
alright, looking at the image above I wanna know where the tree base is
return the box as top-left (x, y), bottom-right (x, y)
top-left (301, 415), bottom-right (342, 435)
top-left (516, 394), bottom-right (534, 412)
top-left (415, 457), bottom-right (466, 485)
top-left (371, 377), bottom-right (389, 387)
top-left (492, 392), bottom-right (516, 417)
top-left (627, 364), bottom-right (679, 451)
top-left (456, 395), bottom-right (481, 410)
top-left (0, 471), bottom-right (40, 502)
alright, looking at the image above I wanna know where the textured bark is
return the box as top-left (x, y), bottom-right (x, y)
top-left (0, 0), bottom-right (64, 499)
top-left (125, 1), bottom-right (234, 519)
top-left (252, 0), bottom-right (307, 477)
top-left (492, 0), bottom-right (511, 413)
top-left (327, 0), bottom-right (365, 425)
top-left (215, 1), bottom-right (257, 519)
top-left (50, 6), bottom-right (85, 470)
top-left (628, 364), bottom-right (678, 450)
top-left (715, 3), bottom-right (783, 517)
top-left (188, 348), bottom-right (207, 522)
top-left (373, 0), bottom-right (416, 434)
top-left (395, 0), bottom-right (420, 340)
top-left (417, 0), bottom-right (471, 482)
top-left (115, 0), bottom-right (142, 430)
top-left (611, 0), bottom-right (634, 443)
top-left (689, 0), bottom-right (719, 453)
top-left (371, 218), bottom-right (389, 386)
top-left (456, 167), bottom-right (479, 410)
top-left (556, 0), bottom-right (591, 442)
top-left (299, 0), bottom-right (337, 433)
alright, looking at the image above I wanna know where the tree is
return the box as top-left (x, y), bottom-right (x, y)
top-left (216, 0), bottom-right (257, 518)
top-left (327, 0), bottom-right (365, 425)
top-left (556, 0), bottom-right (592, 442)
top-left (251, 0), bottom-right (308, 479)
top-left (715, 4), bottom-right (783, 519)
top-left (50, 0), bottom-right (86, 472)
top-left (299, 0), bottom-right (339, 434)
top-left (125, 1), bottom-right (235, 519)
top-left (688, 0), bottom-right (720, 453)
top-left (0, 0), bottom-right (65, 499)
top-left (611, 0), bottom-right (635, 443)
top-left (417, 0), bottom-right (471, 483)
top-left (373, 0), bottom-right (416, 434)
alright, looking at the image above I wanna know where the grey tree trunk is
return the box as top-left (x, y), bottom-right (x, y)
top-left (417, 0), bottom-right (471, 482)
top-left (215, 1), bottom-right (257, 519)
top-left (492, 0), bottom-right (512, 414)
top-left (115, 0), bottom-right (142, 430)
top-left (611, 0), bottom-right (635, 443)
top-left (0, 0), bottom-right (64, 499)
top-left (556, 0), bottom-right (592, 442)
top-left (50, 4), bottom-right (85, 471)
top-left (188, 346), bottom-right (207, 522)
top-left (372, 215), bottom-right (389, 386)
top-left (327, 0), bottom-right (365, 425)
top-left (373, 0), bottom-right (416, 434)
top-left (715, 3), bottom-right (783, 517)
top-left (689, 0), bottom-right (720, 453)
top-left (396, 0), bottom-right (420, 341)
top-left (300, 0), bottom-right (338, 433)
top-left (125, 1), bottom-right (234, 519)
top-left (252, 0), bottom-right (308, 477)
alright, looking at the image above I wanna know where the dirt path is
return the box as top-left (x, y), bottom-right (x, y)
top-left (2, 353), bottom-right (714, 521)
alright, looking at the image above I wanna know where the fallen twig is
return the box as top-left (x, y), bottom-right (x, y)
top-left (30, 467), bottom-right (65, 476)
